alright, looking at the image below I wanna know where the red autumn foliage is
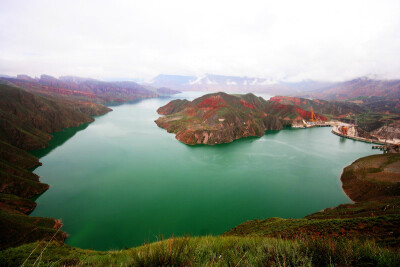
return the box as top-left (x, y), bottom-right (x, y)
top-left (240, 99), bottom-right (255, 109)
top-left (295, 107), bottom-right (327, 121)
top-left (197, 96), bottom-right (226, 109)
top-left (185, 107), bottom-right (196, 116)
top-left (270, 96), bottom-right (302, 106)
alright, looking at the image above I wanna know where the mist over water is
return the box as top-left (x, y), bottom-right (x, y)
top-left (31, 92), bottom-right (379, 250)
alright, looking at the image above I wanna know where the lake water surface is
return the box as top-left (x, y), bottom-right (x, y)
top-left (31, 92), bottom-right (380, 250)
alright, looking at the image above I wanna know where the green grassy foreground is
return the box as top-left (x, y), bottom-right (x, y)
top-left (1, 236), bottom-right (399, 266)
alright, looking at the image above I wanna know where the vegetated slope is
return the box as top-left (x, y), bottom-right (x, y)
top-left (0, 83), bottom-right (111, 250)
top-left (270, 96), bottom-right (366, 118)
top-left (299, 77), bottom-right (400, 101)
top-left (1, 74), bottom-right (177, 104)
top-left (0, 83), bottom-right (110, 150)
top-left (341, 153), bottom-right (400, 202)
top-left (356, 96), bottom-right (400, 114)
top-left (0, 141), bottom-right (46, 200)
top-left (270, 95), bottom-right (400, 135)
top-left (155, 92), bottom-right (326, 145)
top-left (226, 154), bottom-right (400, 247)
top-left (1, 236), bottom-right (399, 266)
top-left (295, 78), bottom-right (400, 129)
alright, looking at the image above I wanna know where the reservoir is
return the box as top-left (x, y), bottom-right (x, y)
top-left (31, 92), bottom-right (380, 250)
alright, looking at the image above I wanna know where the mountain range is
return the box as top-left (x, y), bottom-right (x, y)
top-left (1, 74), bottom-right (180, 104)
top-left (146, 74), bottom-right (400, 101)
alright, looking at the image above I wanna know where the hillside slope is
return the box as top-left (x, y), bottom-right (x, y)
top-left (1, 236), bottom-right (399, 266)
top-left (0, 83), bottom-right (112, 249)
top-left (0, 83), bottom-right (110, 150)
top-left (1, 74), bottom-right (180, 104)
top-left (299, 77), bottom-right (400, 101)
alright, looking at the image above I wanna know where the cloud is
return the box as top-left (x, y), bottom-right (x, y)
top-left (0, 0), bottom-right (399, 81)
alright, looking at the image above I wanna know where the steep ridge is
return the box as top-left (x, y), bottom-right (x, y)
top-left (270, 96), bottom-right (366, 119)
top-left (0, 83), bottom-right (112, 249)
top-left (298, 77), bottom-right (400, 101)
top-left (1, 74), bottom-right (176, 104)
top-left (0, 83), bottom-right (110, 150)
top-left (155, 92), bottom-right (327, 145)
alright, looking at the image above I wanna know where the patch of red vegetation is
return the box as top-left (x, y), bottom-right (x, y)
top-left (53, 219), bottom-right (63, 229)
top-left (202, 109), bottom-right (217, 120)
top-left (240, 99), bottom-right (255, 109)
top-left (269, 103), bottom-right (291, 112)
top-left (185, 107), bottom-right (196, 116)
top-left (197, 96), bottom-right (226, 109)
top-left (295, 107), bottom-right (312, 119)
top-left (13, 81), bottom-right (98, 99)
top-left (270, 96), bottom-right (302, 106)
top-left (295, 107), bottom-right (327, 121)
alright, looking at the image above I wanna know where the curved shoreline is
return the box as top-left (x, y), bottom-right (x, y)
top-left (331, 127), bottom-right (387, 145)
top-left (339, 153), bottom-right (400, 203)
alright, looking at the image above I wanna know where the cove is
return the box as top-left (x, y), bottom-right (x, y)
top-left (30, 92), bottom-right (380, 251)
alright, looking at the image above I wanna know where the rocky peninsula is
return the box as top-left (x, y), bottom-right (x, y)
top-left (155, 92), bottom-right (326, 145)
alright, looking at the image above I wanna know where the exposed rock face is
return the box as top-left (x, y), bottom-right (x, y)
top-left (355, 126), bottom-right (378, 140)
top-left (155, 92), bottom-right (290, 145)
top-left (371, 120), bottom-right (400, 140)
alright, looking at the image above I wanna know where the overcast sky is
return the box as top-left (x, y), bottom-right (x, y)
top-left (0, 0), bottom-right (399, 82)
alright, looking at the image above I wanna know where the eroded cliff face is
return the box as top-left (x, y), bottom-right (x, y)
top-left (156, 114), bottom-right (282, 145)
top-left (155, 93), bottom-right (286, 145)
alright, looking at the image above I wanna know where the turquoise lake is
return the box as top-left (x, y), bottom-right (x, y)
top-left (31, 92), bottom-right (380, 250)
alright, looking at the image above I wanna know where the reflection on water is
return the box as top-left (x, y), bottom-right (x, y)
top-left (31, 123), bottom-right (91, 160)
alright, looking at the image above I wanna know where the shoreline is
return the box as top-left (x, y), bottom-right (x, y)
top-left (331, 127), bottom-right (390, 145)
top-left (339, 153), bottom-right (400, 203)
